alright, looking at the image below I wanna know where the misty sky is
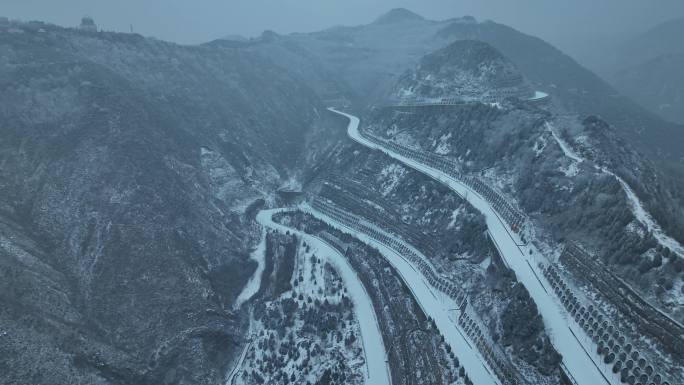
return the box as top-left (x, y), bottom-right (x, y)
top-left (3, 0), bottom-right (684, 56)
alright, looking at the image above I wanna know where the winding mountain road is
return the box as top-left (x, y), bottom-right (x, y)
top-left (300, 202), bottom-right (504, 385)
top-left (330, 107), bottom-right (617, 385)
top-left (255, 208), bottom-right (392, 385)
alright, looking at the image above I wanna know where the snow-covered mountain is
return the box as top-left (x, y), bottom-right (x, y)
top-left (357, 45), bottom-right (684, 382)
top-left (0, 19), bottom-right (326, 384)
top-left (391, 40), bottom-right (533, 103)
top-left (2, 8), bottom-right (683, 385)
top-left (242, 9), bottom-right (684, 166)
top-left (604, 19), bottom-right (684, 125)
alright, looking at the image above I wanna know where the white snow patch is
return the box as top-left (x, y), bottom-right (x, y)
top-left (256, 209), bottom-right (392, 385)
top-left (435, 133), bottom-right (452, 155)
top-left (559, 162), bottom-right (579, 177)
top-left (233, 227), bottom-right (267, 309)
top-left (533, 136), bottom-right (547, 157)
top-left (447, 207), bottom-right (464, 230)
top-left (379, 163), bottom-right (407, 196)
top-left (546, 122), bottom-right (684, 258)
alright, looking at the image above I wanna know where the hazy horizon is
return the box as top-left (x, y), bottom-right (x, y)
top-left (3, 0), bottom-right (684, 53)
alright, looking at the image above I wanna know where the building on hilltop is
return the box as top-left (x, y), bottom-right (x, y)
top-left (79, 16), bottom-right (97, 32)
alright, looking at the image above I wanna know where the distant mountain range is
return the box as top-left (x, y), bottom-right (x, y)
top-left (0, 19), bottom-right (325, 384)
top-left (603, 18), bottom-right (684, 125)
top-left (229, 9), bottom-right (684, 170)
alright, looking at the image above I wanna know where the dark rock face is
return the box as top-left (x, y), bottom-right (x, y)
top-left (0, 23), bottom-right (322, 384)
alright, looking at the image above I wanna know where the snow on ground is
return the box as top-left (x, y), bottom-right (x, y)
top-left (297, 205), bottom-right (502, 385)
top-left (530, 91), bottom-right (549, 100)
top-left (332, 108), bottom-right (618, 385)
top-left (380, 163), bottom-right (407, 196)
top-left (547, 121), bottom-right (684, 259)
top-left (435, 133), bottom-right (452, 155)
top-left (560, 162), bottom-right (579, 178)
top-left (225, 329), bottom-right (252, 385)
top-left (256, 209), bottom-right (392, 385)
top-left (610, 171), bottom-right (684, 259)
top-left (279, 176), bottom-right (303, 192)
top-left (672, 279), bottom-right (684, 307)
top-left (625, 220), bottom-right (647, 239)
top-left (447, 207), bottom-right (464, 230)
top-left (394, 132), bottom-right (418, 148)
top-left (533, 135), bottom-right (547, 157)
top-left (230, 244), bottom-right (366, 385)
top-left (233, 227), bottom-right (267, 309)
top-left (546, 122), bottom-right (583, 163)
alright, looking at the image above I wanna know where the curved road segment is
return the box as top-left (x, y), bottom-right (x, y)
top-left (256, 209), bottom-right (392, 385)
top-left (330, 107), bottom-right (616, 385)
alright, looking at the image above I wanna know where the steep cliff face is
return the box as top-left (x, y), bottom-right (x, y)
top-left (0, 22), bottom-right (323, 384)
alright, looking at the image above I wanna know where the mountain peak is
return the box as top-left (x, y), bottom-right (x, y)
top-left (422, 40), bottom-right (508, 72)
top-left (221, 34), bottom-right (248, 42)
top-left (392, 40), bottom-right (531, 102)
top-left (374, 8), bottom-right (425, 24)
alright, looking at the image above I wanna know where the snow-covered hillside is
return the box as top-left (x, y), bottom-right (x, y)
top-left (392, 40), bottom-right (533, 104)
